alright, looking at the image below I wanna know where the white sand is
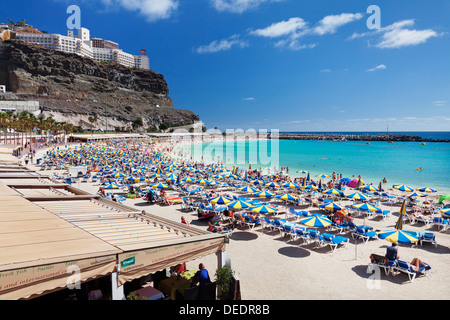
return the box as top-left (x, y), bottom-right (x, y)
top-left (27, 143), bottom-right (450, 300)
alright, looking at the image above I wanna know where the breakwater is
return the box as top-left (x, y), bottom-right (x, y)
top-left (274, 133), bottom-right (450, 143)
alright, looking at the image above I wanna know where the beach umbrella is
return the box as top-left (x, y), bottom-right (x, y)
top-left (393, 184), bottom-right (414, 192)
top-left (316, 174), bottom-right (331, 179)
top-left (438, 194), bottom-right (450, 204)
top-left (282, 182), bottom-right (300, 189)
top-left (208, 196), bottom-right (233, 205)
top-left (319, 202), bottom-right (346, 212)
top-left (250, 205), bottom-right (277, 214)
top-left (275, 193), bottom-right (298, 201)
top-left (416, 187), bottom-right (437, 193)
top-left (377, 201), bottom-right (419, 244)
top-left (195, 179), bottom-right (211, 185)
top-left (252, 179), bottom-right (265, 186)
top-left (111, 172), bottom-right (126, 178)
top-left (227, 200), bottom-right (252, 210)
top-left (351, 203), bottom-right (381, 214)
top-left (346, 192), bottom-right (369, 201)
top-left (298, 215), bottom-right (332, 228)
top-left (254, 190), bottom-right (275, 198)
top-left (296, 170), bottom-right (309, 174)
top-left (378, 181), bottom-right (383, 192)
top-left (150, 183), bottom-right (169, 189)
top-left (403, 192), bottom-right (426, 199)
top-left (265, 182), bottom-right (280, 188)
top-left (102, 182), bottom-right (120, 189)
top-left (239, 186), bottom-right (258, 193)
top-left (181, 176), bottom-right (195, 183)
top-left (322, 188), bottom-right (344, 196)
top-left (359, 184), bottom-right (379, 192)
top-left (306, 173), bottom-right (311, 182)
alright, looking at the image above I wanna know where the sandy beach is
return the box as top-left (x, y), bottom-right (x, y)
top-left (26, 139), bottom-right (450, 300)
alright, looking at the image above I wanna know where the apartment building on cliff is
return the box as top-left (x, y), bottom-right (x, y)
top-left (8, 25), bottom-right (150, 70)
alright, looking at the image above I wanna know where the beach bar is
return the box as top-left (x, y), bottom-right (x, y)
top-left (0, 163), bottom-right (228, 300)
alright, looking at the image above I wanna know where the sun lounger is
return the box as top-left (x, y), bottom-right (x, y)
top-left (418, 232), bottom-right (437, 247)
top-left (320, 233), bottom-right (349, 252)
top-left (352, 226), bottom-right (378, 243)
top-left (393, 260), bottom-right (431, 283)
top-left (368, 254), bottom-right (396, 276)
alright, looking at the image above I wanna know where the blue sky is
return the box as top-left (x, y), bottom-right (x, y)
top-left (3, 0), bottom-right (450, 132)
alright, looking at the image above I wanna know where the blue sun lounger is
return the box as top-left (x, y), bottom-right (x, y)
top-left (393, 260), bottom-right (431, 283)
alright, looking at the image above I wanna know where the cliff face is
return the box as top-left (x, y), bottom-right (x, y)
top-left (0, 40), bottom-right (199, 129)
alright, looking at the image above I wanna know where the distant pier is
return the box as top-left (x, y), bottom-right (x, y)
top-left (272, 133), bottom-right (450, 143)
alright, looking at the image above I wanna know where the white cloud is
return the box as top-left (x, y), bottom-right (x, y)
top-left (377, 28), bottom-right (438, 49)
top-left (101, 0), bottom-right (178, 21)
top-left (250, 17), bottom-right (307, 38)
top-left (349, 19), bottom-right (441, 49)
top-left (313, 13), bottom-right (364, 35)
top-left (320, 69), bottom-right (332, 73)
top-left (210, 0), bottom-right (283, 13)
top-left (196, 34), bottom-right (249, 54)
top-left (249, 12), bottom-right (363, 51)
top-left (243, 97), bottom-right (256, 101)
top-left (366, 64), bottom-right (387, 72)
top-left (433, 100), bottom-right (447, 106)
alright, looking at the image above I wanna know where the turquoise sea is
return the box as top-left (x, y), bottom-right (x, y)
top-left (182, 138), bottom-right (450, 194)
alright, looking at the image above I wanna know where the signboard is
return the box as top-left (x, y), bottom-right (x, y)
top-left (140, 49), bottom-right (146, 55)
top-left (0, 255), bottom-right (116, 299)
top-left (118, 238), bottom-right (225, 285)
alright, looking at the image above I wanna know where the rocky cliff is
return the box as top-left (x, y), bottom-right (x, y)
top-left (0, 40), bottom-right (199, 129)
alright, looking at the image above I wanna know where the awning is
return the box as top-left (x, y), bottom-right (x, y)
top-left (0, 183), bottom-right (121, 300)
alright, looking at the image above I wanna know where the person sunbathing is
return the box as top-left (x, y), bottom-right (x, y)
top-left (208, 222), bottom-right (228, 233)
top-left (410, 258), bottom-right (431, 272)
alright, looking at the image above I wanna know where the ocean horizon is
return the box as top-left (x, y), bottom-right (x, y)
top-left (279, 131), bottom-right (450, 140)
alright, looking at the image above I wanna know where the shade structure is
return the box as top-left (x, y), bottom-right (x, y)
top-left (239, 186), bottom-right (258, 193)
top-left (208, 196), bottom-right (233, 205)
top-left (195, 179), bottom-right (211, 185)
top-left (227, 200), bottom-right (252, 210)
top-left (346, 192), bottom-right (369, 201)
top-left (296, 170), bottom-right (309, 174)
top-left (417, 187), bottom-right (437, 193)
top-left (275, 193), bottom-right (298, 201)
top-left (319, 202), bottom-right (346, 211)
top-left (315, 174), bottom-right (330, 179)
top-left (252, 180), bottom-right (265, 186)
top-left (102, 182), bottom-right (121, 189)
top-left (359, 184), bottom-right (379, 192)
top-left (351, 203), bottom-right (381, 212)
top-left (283, 182), bottom-right (300, 189)
top-left (254, 190), bottom-right (275, 198)
top-left (111, 172), bottom-right (126, 178)
top-left (440, 208), bottom-right (450, 214)
top-left (265, 182), bottom-right (280, 188)
top-left (322, 188), bottom-right (344, 196)
top-left (299, 215), bottom-right (332, 228)
top-left (377, 229), bottom-right (419, 244)
top-left (393, 184), bottom-right (414, 192)
top-left (250, 205), bottom-right (277, 214)
top-left (377, 200), bottom-right (418, 244)
top-left (403, 192), bottom-right (426, 199)
top-left (439, 194), bottom-right (450, 204)
top-left (150, 183), bottom-right (169, 189)
top-left (181, 177), bottom-right (195, 183)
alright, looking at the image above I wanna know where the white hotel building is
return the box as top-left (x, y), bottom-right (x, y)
top-left (15, 27), bottom-right (149, 70)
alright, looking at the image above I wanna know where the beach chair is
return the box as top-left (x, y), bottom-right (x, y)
top-left (280, 223), bottom-right (296, 240)
top-left (393, 260), bottom-right (431, 283)
top-left (320, 233), bottom-right (349, 253)
top-left (418, 232), bottom-right (437, 248)
top-left (294, 227), bottom-right (311, 244)
top-left (307, 229), bottom-right (322, 247)
top-left (373, 210), bottom-right (391, 220)
top-left (261, 217), bottom-right (275, 232)
top-left (244, 215), bottom-right (261, 231)
top-left (330, 221), bottom-right (349, 234)
top-left (431, 217), bottom-right (449, 231)
top-left (368, 254), bottom-right (395, 276)
top-left (352, 226), bottom-right (378, 244)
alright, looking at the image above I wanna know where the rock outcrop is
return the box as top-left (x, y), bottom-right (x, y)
top-left (0, 40), bottom-right (199, 129)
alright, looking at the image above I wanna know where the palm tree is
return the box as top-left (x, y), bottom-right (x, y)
top-left (88, 115), bottom-right (98, 134)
